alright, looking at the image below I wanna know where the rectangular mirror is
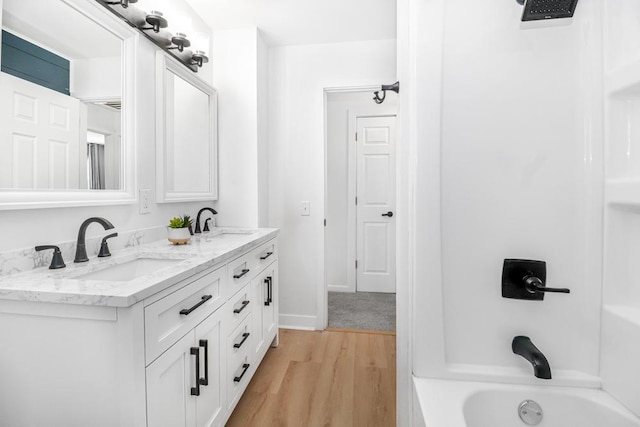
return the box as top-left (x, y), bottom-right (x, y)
top-left (156, 51), bottom-right (218, 203)
top-left (0, 0), bottom-right (136, 209)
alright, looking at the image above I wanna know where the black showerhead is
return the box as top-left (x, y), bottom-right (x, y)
top-left (517, 0), bottom-right (579, 21)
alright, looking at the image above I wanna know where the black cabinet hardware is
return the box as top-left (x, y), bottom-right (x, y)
top-left (233, 300), bottom-right (250, 314)
top-left (199, 340), bottom-right (209, 386)
top-left (180, 295), bottom-right (212, 315)
top-left (264, 277), bottom-right (272, 306)
top-left (190, 347), bottom-right (201, 396)
top-left (233, 332), bottom-right (250, 349)
top-left (260, 251), bottom-right (274, 260)
top-left (233, 269), bottom-right (250, 279)
top-left (35, 245), bottom-right (66, 269)
top-left (234, 363), bottom-right (250, 382)
top-left (381, 211), bottom-right (394, 217)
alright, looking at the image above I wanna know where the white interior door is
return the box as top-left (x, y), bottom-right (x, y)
top-left (0, 72), bottom-right (80, 189)
top-left (356, 115), bottom-right (397, 293)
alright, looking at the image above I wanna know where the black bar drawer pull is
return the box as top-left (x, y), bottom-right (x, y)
top-left (233, 269), bottom-right (250, 279)
top-left (234, 363), bottom-right (250, 382)
top-left (260, 251), bottom-right (274, 260)
top-left (233, 300), bottom-right (250, 314)
top-left (199, 339), bottom-right (209, 386)
top-left (233, 332), bottom-right (250, 349)
top-left (180, 295), bottom-right (212, 316)
top-left (190, 347), bottom-right (201, 396)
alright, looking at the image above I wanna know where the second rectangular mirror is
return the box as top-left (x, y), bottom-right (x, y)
top-left (156, 51), bottom-right (217, 203)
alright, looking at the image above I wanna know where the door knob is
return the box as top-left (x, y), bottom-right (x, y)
top-left (381, 211), bottom-right (394, 217)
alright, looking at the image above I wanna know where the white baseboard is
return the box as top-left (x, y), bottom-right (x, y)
top-left (279, 314), bottom-right (317, 331)
top-left (327, 284), bottom-right (353, 293)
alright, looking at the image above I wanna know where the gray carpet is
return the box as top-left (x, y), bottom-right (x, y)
top-left (328, 291), bottom-right (396, 331)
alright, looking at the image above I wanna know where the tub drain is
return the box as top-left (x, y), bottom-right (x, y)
top-left (518, 400), bottom-right (543, 425)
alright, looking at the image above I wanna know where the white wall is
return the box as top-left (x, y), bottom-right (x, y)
top-left (71, 57), bottom-right (121, 100)
top-left (268, 39), bottom-right (396, 329)
top-left (211, 28), bottom-right (268, 228)
top-left (410, 0), bottom-right (604, 385)
top-left (325, 91), bottom-right (396, 293)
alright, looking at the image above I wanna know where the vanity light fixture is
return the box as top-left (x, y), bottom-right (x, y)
top-left (96, 0), bottom-right (209, 73)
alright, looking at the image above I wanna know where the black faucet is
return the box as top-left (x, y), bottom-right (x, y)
top-left (512, 336), bottom-right (552, 379)
top-left (74, 217), bottom-right (115, 263)
top-left (194, 208), bottom-right (217, 234)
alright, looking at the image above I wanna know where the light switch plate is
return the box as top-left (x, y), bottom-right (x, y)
top-left (139, 189), bottom-right (151, 214)
top-left (301, 201), bottom-right (310, 216)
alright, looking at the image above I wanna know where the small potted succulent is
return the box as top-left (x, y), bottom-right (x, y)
top-left (167, 215), bottom-right (193, 245)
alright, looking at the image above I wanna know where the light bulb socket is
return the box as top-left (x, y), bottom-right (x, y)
top-left (145, 11), bottom-right (168, 33)
top-left (192, 50), bottom-right (209, 67)
top-left (171, 33), bottom-right (191, 52)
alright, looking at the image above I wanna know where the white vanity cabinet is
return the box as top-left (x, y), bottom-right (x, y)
top-left (145, 238), bottom-right (279, 427)
top-left (0, 232), bottom-right (278, 427)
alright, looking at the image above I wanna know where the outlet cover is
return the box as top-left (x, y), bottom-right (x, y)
top-left (139, 189), bottom-right (151, 214)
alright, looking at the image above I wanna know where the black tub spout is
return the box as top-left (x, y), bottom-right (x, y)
top-left (512, 336), bottom-right (552, 379)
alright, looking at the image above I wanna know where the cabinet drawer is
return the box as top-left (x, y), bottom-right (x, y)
top-left (145, 265), bottom-right (225, 365)
top-left (227, 285), bottom-right (251, 334)
top-left (251, 239), bottom-right (278, 273)
top-left (227, 315), bottom-right (252, 409)
top-left (228, 315), bottom-right (252, 364)
top-left (226, 253), bottom-right (253, 297)
top-left (227, 352), bottom-right (252, 410)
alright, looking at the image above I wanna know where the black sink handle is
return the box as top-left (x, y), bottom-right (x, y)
top-left (523, 275), bottom-right (570, 294)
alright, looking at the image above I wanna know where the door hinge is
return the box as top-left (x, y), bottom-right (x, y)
top-left (355, 132), bottom-right (358, 142)
top-left (355, 260), bottom-right (358, 269)
top-left (324, 219), bottom-right (326, 227)
top-left (355, 197), bottom-right (358, 205)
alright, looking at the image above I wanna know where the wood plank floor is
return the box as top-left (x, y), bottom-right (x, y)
top-left (226, 329), bottom-right (396, 427)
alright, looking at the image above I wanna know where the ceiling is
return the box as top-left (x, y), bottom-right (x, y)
top-left (185, 0), bottom-right (397, 46)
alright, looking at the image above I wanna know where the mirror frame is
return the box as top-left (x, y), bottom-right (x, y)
top-left (0, 0), bottom-right (137, 210)
top-left (155, 51), bottom-right (218, 203)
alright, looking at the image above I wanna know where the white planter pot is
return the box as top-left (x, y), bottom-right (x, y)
top-left (167, 227), bottom-right (191, 245)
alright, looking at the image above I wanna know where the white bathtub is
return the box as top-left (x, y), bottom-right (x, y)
top-left (413, 378), bottom-right (640, 427)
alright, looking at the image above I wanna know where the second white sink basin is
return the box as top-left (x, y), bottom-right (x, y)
top-left (73, 258), bottom-right (182, 282)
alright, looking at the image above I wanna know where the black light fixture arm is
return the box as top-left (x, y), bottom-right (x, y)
top-left (373, 81), bottom-right (400, 104)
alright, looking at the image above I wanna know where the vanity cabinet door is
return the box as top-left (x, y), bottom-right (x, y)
top-left (251, 261), bottom-right (278, 359)
top-left (251, 272), bottom-right (266, 358)
top-left (262, 262), bottom-right (278, 350)
top-left (146, 331), bottom-right (197, 427)
top-left (194, 308), bottom-right (226, 427)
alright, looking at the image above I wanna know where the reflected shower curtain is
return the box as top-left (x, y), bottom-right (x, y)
top-left (87, 143), bottom-right (105, 190)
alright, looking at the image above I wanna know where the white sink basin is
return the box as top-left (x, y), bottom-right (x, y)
top-left (73, 258), bottom-right (182, 282)
top-left (206, 228), bottom-right (257, 238)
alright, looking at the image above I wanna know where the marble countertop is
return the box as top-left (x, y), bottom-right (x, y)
top-left (0, 228), bottom-right (279, 308)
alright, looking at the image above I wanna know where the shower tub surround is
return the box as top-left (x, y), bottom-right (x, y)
top-left (413, 379), bottom-right (640, 427)
top-left (0, 227), bottom-right (279, 427)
